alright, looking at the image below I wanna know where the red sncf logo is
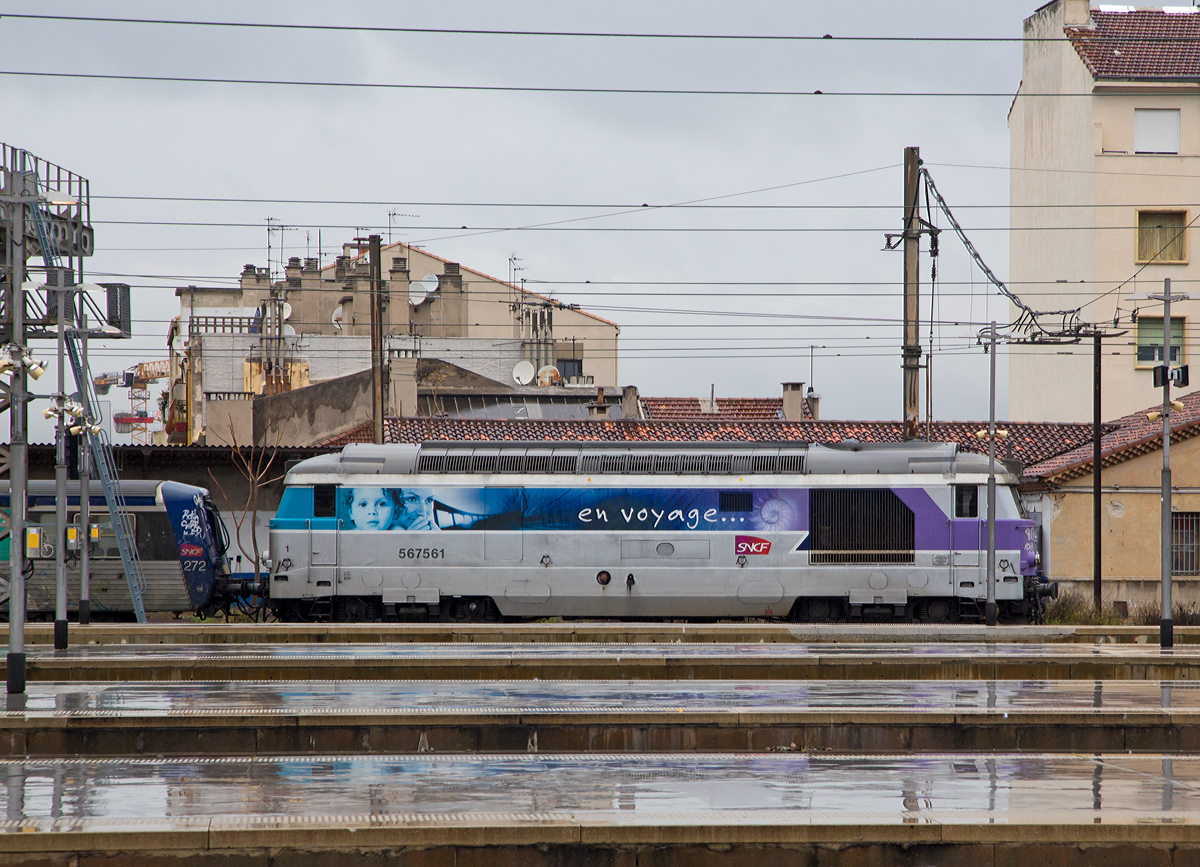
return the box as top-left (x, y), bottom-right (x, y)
top-left (179, 544), bottom-right (204, 558)
top-left (735, 535), bottom-right (771, 555)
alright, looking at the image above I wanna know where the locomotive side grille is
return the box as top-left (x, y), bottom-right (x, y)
top-left (809, 488), bottom-right (914, 565)
top-left (600, 454), bottom-right (627, 473)
top-left (707, 455), bottom-right (732, 475)
top-left (628, 454), bottom-right (654, 474)
top-left (408, 442), bottom-right (814, 475)
top-left (417, 453), bottom-right (444, 473)
top-left (779, 453), bottom-right (806, 473)
top-left (752, 455), bottom-right (777, 474)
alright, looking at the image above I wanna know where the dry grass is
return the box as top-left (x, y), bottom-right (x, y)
top-left (1041, 592), bottom-right (1126, 626)
top-left (1043, 591), bottom-right (1200, 626)
top-left (1127, 600), bottom-right (1200, 627)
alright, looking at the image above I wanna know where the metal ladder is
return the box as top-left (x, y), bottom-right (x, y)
top-left (28, 199), bottom-right (147, 622)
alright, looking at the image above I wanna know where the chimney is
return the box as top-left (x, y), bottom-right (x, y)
top-left (806, 386), bottom-right (821, 421)
top-left (286, 256), bottom-right (302, 286)
top-left (782, 382), bottom-right (806, 421)
top-left (588, 387), bottom-right (611, 419)
top-left (1063, 0), bottom-right (1091, 26)
top-left (444, 262), bottom-right (460, 276)
top-left (335, 256), bottom-right (350, 281)
top-left (621, 385), bottom-right (641, 420)
top-left (390, 257), bottom-right (408, 273)
top-left (303, 257), bottom-right (320, 272)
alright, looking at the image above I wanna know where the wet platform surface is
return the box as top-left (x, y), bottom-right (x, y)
top-left (4, 679), bottom-right (1200, 758)
top-left (32, 641), bottom-right (1191, 660)
top-left (2, 752), bottom-right (1197, 819)
top-left (15, 641), bottom-right (1200, 682)
top-left (9, 678), bottom-right (1200, 715)
top-left (7, 622), bottom-right (1186, 645)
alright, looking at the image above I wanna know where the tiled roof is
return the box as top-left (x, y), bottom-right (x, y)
top-left (1026, 389), bottom-right (1200, 482)
top-left (641, 396), bottom-right (794, 421)
top-left (319, 417), bottom-right (1096, 468)
top-left (1067, 8), bottom-right (1200, 79)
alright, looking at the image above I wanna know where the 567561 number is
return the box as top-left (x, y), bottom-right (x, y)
top-left (399, 548), bottom-right (445, 560)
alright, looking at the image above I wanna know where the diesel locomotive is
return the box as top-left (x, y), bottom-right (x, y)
top-left (251, 440), bottom-right (1050, 623)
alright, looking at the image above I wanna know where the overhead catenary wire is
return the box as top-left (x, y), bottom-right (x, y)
top-left (7, 13), bottom-right (1199, 43)
top-left (0, 69), bottom-right (1136, 99)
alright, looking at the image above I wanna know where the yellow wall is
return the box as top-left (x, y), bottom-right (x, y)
top-left (1046, 435), bottom-right (1200, 602)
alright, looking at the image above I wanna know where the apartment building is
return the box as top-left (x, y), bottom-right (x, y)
top-left (1008, 0), bottom-right (1200, 421)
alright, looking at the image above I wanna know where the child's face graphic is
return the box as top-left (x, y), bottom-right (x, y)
top-left (350, 488), bottom-right (393, 530)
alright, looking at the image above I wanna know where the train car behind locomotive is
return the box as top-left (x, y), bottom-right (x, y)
top-left (263, 440), bottom-right (1049, 623)
top-left (1, 480), bottom-right (235, 619)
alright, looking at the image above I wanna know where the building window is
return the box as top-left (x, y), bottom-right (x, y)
top-left (1134, 108), bottom-right (1180, 154)
top-left (1173, 512), bottom-right (1200, 576)
top-left (1136, 316), bottom-right (1184, 367)
top-left (955, 485), bottom-right (978, 518)
top-left (1137, 210), bottom-right (1188, 264)
top-left (556, 357), bottom-right (583, 380)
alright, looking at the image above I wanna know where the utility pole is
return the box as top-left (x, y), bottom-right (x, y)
top-left (902, 147), bottom-right (922, 441)
top-left (53, 280), bottom-right (68, 650)
top-left (1161, 279), bottom-right (1174, 649)
top-left (369, 234), bottom-right (384, 445)
top-left (6, 156), bottom-right (28, 694)
top-left (1093, 332), bottom-right (1102, 614)
top-left (1130, 278), bottom-right (1193, 649)
top-left (985, 321), bottom-right (998, 627)
top-left (78, 308), bottom-right (90, 625)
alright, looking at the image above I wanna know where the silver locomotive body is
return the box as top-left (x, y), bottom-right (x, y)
top-left (268, 441), bottom-right (1038, 623)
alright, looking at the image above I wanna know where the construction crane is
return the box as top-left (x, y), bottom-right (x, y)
top-left (93, 360), bottom-right (170, 444)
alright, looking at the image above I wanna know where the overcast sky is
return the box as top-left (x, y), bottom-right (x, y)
top-left (4, 0), bottom-right (1057, 441)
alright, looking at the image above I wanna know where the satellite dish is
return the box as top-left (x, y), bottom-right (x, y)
top-left (410, 273), bottom-right (439, 305)
top-left (282, 302), bottom-right (293, 320)
top-left (536, 365), bottom-right (561, 387)
top-left (283, 324), bottom-right (296, 337)
top-left (513, 360), bottom-right (535, 386)
top-left (332, 305), bottom-right (344, 330)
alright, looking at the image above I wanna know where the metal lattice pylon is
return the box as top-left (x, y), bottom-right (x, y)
top-left (28, 201), bottom-right (146, 621)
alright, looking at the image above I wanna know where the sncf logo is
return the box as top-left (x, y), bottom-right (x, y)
top-left (179, 544), bottom-right (204, 558)
top-left (735, 535), bottom-right (771, 556)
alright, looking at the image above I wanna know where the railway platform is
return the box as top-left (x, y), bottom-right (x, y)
top-left (3, 678), bottom-right (1200, 756)
top-left (1, 621), bottom-right (1191, 645)
top-left (3, 752), bottom-right (1199, 864)
top-left (8, 640), bottom-right (1200, 682)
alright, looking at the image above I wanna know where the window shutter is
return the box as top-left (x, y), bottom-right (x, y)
top-left (1135, 109), bottom-right (1181, 154)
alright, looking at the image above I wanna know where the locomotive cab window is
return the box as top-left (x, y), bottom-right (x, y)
top-left (954, 485), bottom-right (978, 519)
top-left (719, 490), bottom-right (753, 512)
top-left (313, 484), bottom-right (337, 518)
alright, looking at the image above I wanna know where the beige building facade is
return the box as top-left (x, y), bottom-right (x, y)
top-left (170, 240), bottom-right (620, 444)
top-left (1026, 390), bottom-right (1200, 605)
top-left (1009, 0), bottom-right (1200, 422)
